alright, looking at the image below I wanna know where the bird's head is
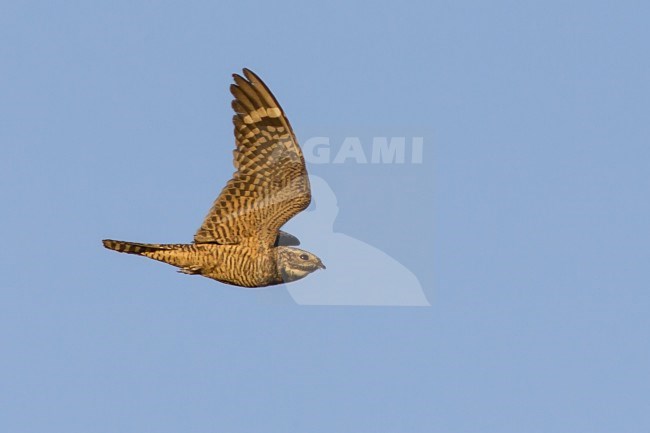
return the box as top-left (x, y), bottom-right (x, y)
top-left (275, 246), bottom-right (326, 283)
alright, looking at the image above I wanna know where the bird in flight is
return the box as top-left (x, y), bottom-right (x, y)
top-left (103, 69), bottom-right (325, 287)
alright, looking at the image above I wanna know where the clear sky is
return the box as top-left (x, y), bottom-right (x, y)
top-left (2, 1), bottom-right (650, 432)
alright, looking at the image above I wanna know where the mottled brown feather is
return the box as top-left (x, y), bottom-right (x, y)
top-left (194, 69), bottom-right (311, 247)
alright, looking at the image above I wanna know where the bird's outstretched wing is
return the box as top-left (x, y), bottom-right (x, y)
top-left (194, 69), bottom-right (311, 247)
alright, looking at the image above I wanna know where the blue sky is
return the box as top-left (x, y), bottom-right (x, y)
top-left (2, 1), bottom-right (650, 432)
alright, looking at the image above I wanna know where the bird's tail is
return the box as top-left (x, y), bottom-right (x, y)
top-left (102, 239), bottom-right (182, 255)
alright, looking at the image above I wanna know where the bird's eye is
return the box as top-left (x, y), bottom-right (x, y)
top-left (299, 254), bottom-right (309, 260)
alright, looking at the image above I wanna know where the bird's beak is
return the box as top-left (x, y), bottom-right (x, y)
top-left (318, 261), bottom-right (326, 270)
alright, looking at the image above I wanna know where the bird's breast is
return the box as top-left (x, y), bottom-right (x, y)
top-left (204, 245), bottom-right (279, 288)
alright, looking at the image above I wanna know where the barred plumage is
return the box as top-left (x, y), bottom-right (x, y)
top-left (102, 69), bottom-right (325, 288)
